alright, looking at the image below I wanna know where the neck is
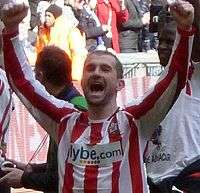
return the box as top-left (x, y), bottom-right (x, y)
top-left (88, 100), bottom-right (118, 120)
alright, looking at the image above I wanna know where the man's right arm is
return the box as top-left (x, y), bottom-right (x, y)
top-left (1, 3), bottom-right (76, 140)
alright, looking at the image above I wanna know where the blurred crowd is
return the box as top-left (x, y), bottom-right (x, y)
top-left (17, 0), bottom-right (164, 80)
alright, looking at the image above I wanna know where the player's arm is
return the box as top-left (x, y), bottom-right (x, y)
top-left (1, 2), bottom-right (76, 140)
top-left (126, 0), bottom-right (195, 138)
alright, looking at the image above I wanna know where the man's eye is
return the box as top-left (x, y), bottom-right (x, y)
top-left (102, 66), bottom-right (111, 72)
top-left (85, 65), bottom-right (95, 72)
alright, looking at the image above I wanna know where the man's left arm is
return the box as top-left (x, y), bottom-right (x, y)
top-left (126, 0), bottom-right (195, 138)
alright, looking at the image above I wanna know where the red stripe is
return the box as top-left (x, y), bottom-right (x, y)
top-left (84, 165), bottom-right (99, 193)
top-left (71, 112), bottom-right (89, 142)
top-left (57, 116), bottom-right (70, 143)
top-left (111, 162), bottom-right (120, 193)
top-left (126, 35), bottom-right (189, 119)
top-left (84, 123), bottom-right (102, 193)
top-left (173, 37), bottom-right (189, 92)
top-left (109, 115), bottom-right (122, 193)
top-left (3, 34), bottom-right (74, 123)
top-left (186, 65), bottom-right (194, 96)
top-left (61, 113), bottom-right (89, 192)
top-left (186, 81), bottom-right (191, 95)
top-left (63, 163), bottom-right (74, 193)
top-left (128, 116), bottom-right (143, 193)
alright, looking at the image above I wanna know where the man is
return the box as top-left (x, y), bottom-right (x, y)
top-left (0, 1), bottom-right (195, 192)
top-left (96, 0), bottom-right (129, 53)
top-left (157, 8), bottom-right (177, 67)
top-left (1, 46), bottom-right (87, 193)
top-left (71, 0), bottom-right (108, 52)
top-left (28, 0), bottom-right (40, 30)
top-left (36, 4), bottom-right (87, 80)
top-left (119, 0), bottom-right (143, 53)
top-left (144, 1), bottom-right (200, 192)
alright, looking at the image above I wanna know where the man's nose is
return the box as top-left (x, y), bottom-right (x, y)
top-left (93, 67), bottom-right (101, 75)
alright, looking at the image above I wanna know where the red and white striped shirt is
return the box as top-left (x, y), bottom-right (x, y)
top-left (3, 27), bottom-right (194, 193)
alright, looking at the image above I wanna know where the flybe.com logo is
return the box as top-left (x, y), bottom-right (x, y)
top-left (67, 141), bottom-right (124, 166)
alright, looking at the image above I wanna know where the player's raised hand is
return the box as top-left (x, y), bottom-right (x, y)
top-left (1, 2), bottom-right (29, 32)
top-left (170, 0), bottom-right (194, 30)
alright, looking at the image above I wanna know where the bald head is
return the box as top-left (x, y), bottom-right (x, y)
top-left (85, 50), bottom-right (124, 79)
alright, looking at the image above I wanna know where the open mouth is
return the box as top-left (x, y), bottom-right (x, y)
top-left (90, 82), bottom-right (105, 92)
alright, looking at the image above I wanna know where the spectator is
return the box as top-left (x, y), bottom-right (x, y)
top-left (0, 1), bottom-right (195, 192)
top-left (145, 1), bottom-right (200, 192)
top-left (157, 8), bottom-right (176, 67)
top-left (1, 46), bottom-right (87, 193)
top-left (119, 0), bottom-right (143, 53)
top-left (36, 4), bottom-right (87, 80)
top-left (71, 0), bottom-right (108, 52)
top-left (138, 0), bottom-right (151, 52)
top-left (36, 0), bottom-right (52, 26)
top-left (36, 0), bottom-right (75, 27)
top-left (27, 0), bottom-right (60, 46)
top-left (96, 0), bottom-right (129, 53)
top-left (28, 0), bottom-right (40, 30)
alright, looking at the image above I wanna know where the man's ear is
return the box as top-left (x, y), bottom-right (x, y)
top-left (117, 79), bottom-right (125, 91)
top-left (35, 70), bottom-right (44, 83)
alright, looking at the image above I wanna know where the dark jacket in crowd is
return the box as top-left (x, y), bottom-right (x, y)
top-left (28, 0), bottom-right (41, 29)
top-left (21, 85), bottom-right (87, 193)
top-left (74, 7), bottom-right (108, 52)
top-left (119, 0), bottom-right (143, 53)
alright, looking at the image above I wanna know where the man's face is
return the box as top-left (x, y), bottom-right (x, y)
top-left (45, 12), bottom-right (56, 27)
top-left (157, 20), bottom-right (176, 66)
top-left (81, 54), bottom-right (121, 106)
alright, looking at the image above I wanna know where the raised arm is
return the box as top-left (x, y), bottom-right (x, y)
top-left (126, 0), bottom-right (195, 138)
top-left (1, 3), bottom-right (76, 141)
